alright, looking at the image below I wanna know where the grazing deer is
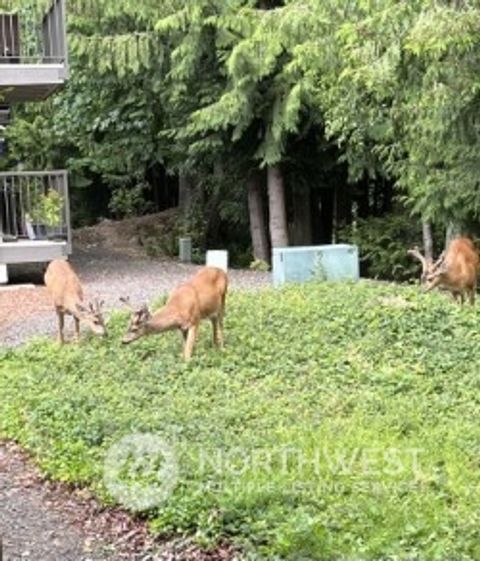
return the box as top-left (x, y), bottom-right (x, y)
top-left (121, 267), bottom-right (228, 360)
top-left (408, 237), bottom-right (479, 304)
top-left (44, 259), bottom-right (106, 343)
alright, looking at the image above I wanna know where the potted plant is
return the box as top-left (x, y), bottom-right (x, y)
top-left (26, 188), bottom-right (63, 240)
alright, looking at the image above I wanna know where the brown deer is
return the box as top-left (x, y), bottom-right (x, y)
top-left (44, 259), bottom-right (106, 343)
top-left (408, 237), bottom-right (479, 304)
top-left (121, 267), bottom-right (228, 360)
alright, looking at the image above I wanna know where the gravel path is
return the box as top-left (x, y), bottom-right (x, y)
top-left (0, 442), bottom-right (237, 561)
top-left (0, 248), bottom-right (270, 347)
top-left (0, 443), bottom-right (112, 561)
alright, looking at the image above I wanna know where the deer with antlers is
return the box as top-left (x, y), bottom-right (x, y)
top-left (408, 237), bottom-right (479, 304)
top-left (121, 266), bottom-right (228, 360)
top-left (44, 259), bottom-right (106, 343)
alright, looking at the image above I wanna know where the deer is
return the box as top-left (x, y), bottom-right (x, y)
top-left (44, 259), bottom-right (106, 343)
top-left (408, 237), bottom-right (479, 304)
top-left (121, 266), bottom-right (228, 360)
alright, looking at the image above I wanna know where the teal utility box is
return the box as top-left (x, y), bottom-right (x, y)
top-left (272, 244), bottom-right (359, 287)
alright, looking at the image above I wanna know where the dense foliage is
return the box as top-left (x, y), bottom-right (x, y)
top-left (2, 282), bottom-right (480, 559)
top-left (339, 209), bottom-right (446, 281)
top-left (4, 0), bottom-right (480, 268)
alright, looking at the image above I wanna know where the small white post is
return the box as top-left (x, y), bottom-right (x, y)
top-left (206, 250), bottom-right (228, 272)
top-left (0, 264), bottom-right (7, 284)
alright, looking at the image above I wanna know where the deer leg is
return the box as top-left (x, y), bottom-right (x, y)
top-left (218, 296), bottom-right (226, 346)
top-left (56, 309), bottom-right (65, 344)
top-left (469, 287), bottom-right (476, 306)
top-left (211, 318), bottom-right (218, 347)
top-left (450, 291), bottom-right (462, 305)
top-left (74, 316), bottom-right (81, 341)
top-left (183, 325), bottom-right (198, 361)
top-left (211, 317), bottom-right (223, 348)
top-left (212, 312), bottom-right (223, 348)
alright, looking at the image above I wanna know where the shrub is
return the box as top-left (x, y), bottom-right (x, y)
top-left (249, 259), bottom-right (270, 272)
top-left (109, 182), bottom-right (153, 219)
top-left (339, 211), bottom-right (435, 281)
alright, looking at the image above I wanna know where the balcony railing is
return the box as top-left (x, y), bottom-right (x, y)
top-left (0, 0), bottom-right (66, 64)
top-left (0, 170), bottom-right (70, 245)
top-left (0, 0), bottom-right (68, 101)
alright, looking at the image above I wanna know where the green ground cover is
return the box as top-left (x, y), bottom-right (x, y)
top-left (2, 281), bottom-right (480, 560)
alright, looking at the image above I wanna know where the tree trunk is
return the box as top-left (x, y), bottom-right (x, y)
top-left (357, 179), bottom-right (370, 219)
top-left (178, 173), bottom-right (193, 213)
top-left (422, 221), bottom-right (433, 261)
top-left (290, 186), bottom-right (312, 246)
top-left (206, 162), bottom-right (224, 245)
top-left (332, 185), bottom-right (338, 243)
top-left (334, 182), bottom-right (352, 238)
top-left (382, 178), bottom-right (393, 213)
top-left (319, 188), bottom-right (334, 244)
top-left (247, 170), bottom-right (270, 262)
top-left (178, 173), bottom-right (198, 238)
top-left (267, 164), bottom-right (289, 248)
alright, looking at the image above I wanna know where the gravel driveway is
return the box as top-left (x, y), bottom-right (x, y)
top-left (0, 248), bottom-right (271, 347)
top-left (0, 444), bottom-right (113, 561)
top-left (0, 442), bottom-right (237, 561)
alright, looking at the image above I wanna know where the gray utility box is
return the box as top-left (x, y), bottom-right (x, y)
top-left (272, 244), bottom-right (359, 287)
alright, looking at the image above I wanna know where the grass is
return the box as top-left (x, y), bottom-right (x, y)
top-left (2, 280), bottom-right (480, 560)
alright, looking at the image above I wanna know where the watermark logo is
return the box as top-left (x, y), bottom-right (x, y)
top-left (103, 434), bottom-right (424, 510)
top-left (103, 432), bottom-right (178, 511)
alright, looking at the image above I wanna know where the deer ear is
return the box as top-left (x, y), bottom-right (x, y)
top-left (76, 303), bottom-right (87, 313)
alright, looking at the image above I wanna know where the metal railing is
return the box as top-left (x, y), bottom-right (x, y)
top-left (0, 170), bottom-right (70, 244)
top-left (0, 105), bottom-right (10, 125)
top-left (0, 0), bottom-right (67, 64)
